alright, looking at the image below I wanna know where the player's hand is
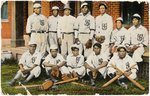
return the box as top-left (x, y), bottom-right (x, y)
top-left (58, 38), bottom-right (62, 45)
top-left (124, 71), bottom-right (132, 77)
top-left (132, 45), bottom-right (139, 51)
top-left (116, 71), bottom-right (122, 76)
top-left (74, 38), bottom-right (80, 44)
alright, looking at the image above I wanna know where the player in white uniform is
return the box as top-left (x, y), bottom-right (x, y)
top-left (74, 2), bottom-right (95, 58)
top-left (42, 44), bottom-right (70, 82)
top-left (47, 6), bottom-right (61, 52)
top-left (110, 17), bottom-right (130, 54)
top-left (57, 4), bottom-right (76, 58)
top-left (127, 14), bottom-right (148, 63)
top-left (9, 41), bottom-right (42, 86)
top-left (107, 46), bottom-right (138, 89)
top-left (95, 3), bottom-right (113, 59)
top-left (26, 3), bottom-right (48, 57)
top-left (84, 43), bottom-right (108, 86)
top-left (66, 44), bottom-right (86, 78)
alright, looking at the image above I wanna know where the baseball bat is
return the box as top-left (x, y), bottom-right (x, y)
top-left (102, 64), bottom-right (137, 87)
top-left (111, 64), bottom-right (145, 90)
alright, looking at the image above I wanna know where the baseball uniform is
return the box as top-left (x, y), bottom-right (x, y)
top-left (85, 52), bottom-right (108, 78)
top-left (74, 12), bottom-right (95, 57)
top-left (66, 53), bottom-right (86, 78)
top-left (107, 53), bottom-right (138, 79)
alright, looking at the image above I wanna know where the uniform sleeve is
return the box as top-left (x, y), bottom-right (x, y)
top-left (74, 17), bottom-right (79, 38)
top-left (123, 30), bottom-right (130, 46)
top-left (107, 16), bottom-right (113, 35)
top-left (85, 54), bottom-right (92, 65)
top-left (66, 55), bottom-right (72, 66)
top-left (42, 55), bottom-right (50, 64)
top-left (57, 17), bottom-right (62, 38)
top-left (26, 17), bottom-right (31, 34)
top-left (128, 56), bottom-right (138, 71)
top-left (143, 28), bottom-right (148, 46)
top-left (89, 16), bottom-right (95, 39)
top-left (34, 53), bottom-right (42, 66)
top-left (77, 55), bottom-right (84, 67)
top-left (107, 55), bottom-right (116, 74)
top-left (18, 52), bottom-right (26, 65)
top-left (44, 17), bottom-right (49, 32)
top-left (110, 30), bottom-right (116, 43)
top-left (57, 54), bottom-right (66, 65)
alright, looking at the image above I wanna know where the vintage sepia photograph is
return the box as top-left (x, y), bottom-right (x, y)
top-left (1, 0), bottom-right (149, 95)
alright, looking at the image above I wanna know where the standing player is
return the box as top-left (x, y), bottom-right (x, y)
top-left (110, 17), bottom-right (130, 54)
top-left (74, 2), bottom-right (95, 58)
top-left (47, 6), bottom-right (61, 52)
top-left (95, 3), bottom-right (113, 59)
top-left (66, 44), bottom-right (86, 78)
top-left (26, 3), bottom-right (48, 57)
top-left (127, 14), bottom-right (148, 63)
top-left (9, 41), bottom-right (42, 86)
top-left (84, 43), bottom-right (108, 86)
top-left (57, 4), bottom-right (76, 58)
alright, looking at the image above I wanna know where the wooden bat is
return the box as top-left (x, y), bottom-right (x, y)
top-left (71, 82), bottom-right (96, 89)
top-left (111, 64), bottom-right (145, 90)
top-left (15, 77), bottom-right (78, 90)
top-left (102, 64), bottom-right (137, 87)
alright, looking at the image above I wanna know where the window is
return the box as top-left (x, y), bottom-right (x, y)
top-left (1, 1), bottom-right (8, 20)
top-left (121, 1), bottom-right (144, 25)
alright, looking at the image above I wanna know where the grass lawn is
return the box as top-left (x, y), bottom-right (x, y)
top-left (1, 64), bottom-right (149, 95)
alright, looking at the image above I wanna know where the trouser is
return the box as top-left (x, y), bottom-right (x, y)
top-left (78, 34), bottom-right (92, 57)
top-left (61, 34), bottom-right (74, 58)
top-left (30, 32), bottom-right (48, 56)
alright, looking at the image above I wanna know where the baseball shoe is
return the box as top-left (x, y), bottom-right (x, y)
top-left (8, 79), bottom-right (16, 86)
top-left (90, 79), bottom-right (95, 86)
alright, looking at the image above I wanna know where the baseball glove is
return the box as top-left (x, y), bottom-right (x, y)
top-left (85, 39), bottom-right (92, 49)
top-left (95, 35), bottom-right (105, 43)
top-left (51, 66), bottom-right (60, 77)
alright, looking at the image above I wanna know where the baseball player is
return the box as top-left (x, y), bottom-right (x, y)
top-left (26, 3), bottom-right (48, 57)
top-left (95, 3), bottom-right (113, 59)
top-left (127, 14), bottom-right (148, 63)
top-left (110, 17), bottom-right (130, 54)
top-left (57, 4), bottom-right (76, 58)
top-left (74, 2), bottom-right (95, 58)
top-left (47, 6), bottom-right (61, 52)
top-left (9, 41), bottom-right (42, 86)
top-left (66, 44), bottom-right (86, 78)
top-left (42, 44), bottom-right (70, 82)
top-left (84, 43), bottom-right (108, 86)
top-left (107, 46), bottom-right (138, 89)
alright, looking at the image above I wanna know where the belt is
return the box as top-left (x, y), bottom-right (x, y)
top-left (31, 30), bottom-right (45, 33)
top-left (79, 32), bottom-right (90, 34)
top-left (48, 31), bottom-right (57, 33)
top-left (63, 32), bottom-right (74, 34)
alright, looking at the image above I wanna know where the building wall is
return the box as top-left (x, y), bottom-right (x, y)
top-left (144, 3), bottom-right (149, 31)
top-left (1, 1), bottom-right (12, 39)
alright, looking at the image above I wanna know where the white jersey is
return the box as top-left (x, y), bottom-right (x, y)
top-left (19, 51), bottom-right (42, 68)
top-left (75, 13), bottom-right (95, 39)
top-left (95, 13), bottom-right (113, 44)
top-left (107, 54), bottom-right (138, 79)
top-left (86, 52), bottom-right (108, 68)
top-left (48, 15), bottom-right (61, 31)
top-left (26, 13), bottom-right (48, 33)
top-left (128, 25), bottom-right (148, 47)
top-left (43, 53), bottom-right (65, 66)
top-left (57, 15), bottom-right (76, 38)
top-left (111, 27), bottom-right (130, 46)
top-left (67, 54), bottom-right (84, 68)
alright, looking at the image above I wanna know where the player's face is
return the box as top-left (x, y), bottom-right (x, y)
top-left (50, 49), bottom-right (58, 58)
top-left (53, 10), bottom-right (58, 17)
top-left (132, 18), bottom-right (139, 26)
top-left (99, 5), bottom-right (106, 15)
top-left (93, 47), bottom-right (101, 55)
top-left (72, 49), bottom-right (79, 56)
top-left (34, 7), bottom-right (41, 15)
top-left (29, 44), bottom-right (36, 54)
top-left (81, 6), bottom-right (89, 15)
top-left (116, 21), bottom-right (122, 29)
top-left (64, 9), bottom-right (71, 16)
top-left (118, 48), bottom-right (126, 59)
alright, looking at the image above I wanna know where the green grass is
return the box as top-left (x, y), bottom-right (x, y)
top-left (1, 64), bottom-right (149, 95)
